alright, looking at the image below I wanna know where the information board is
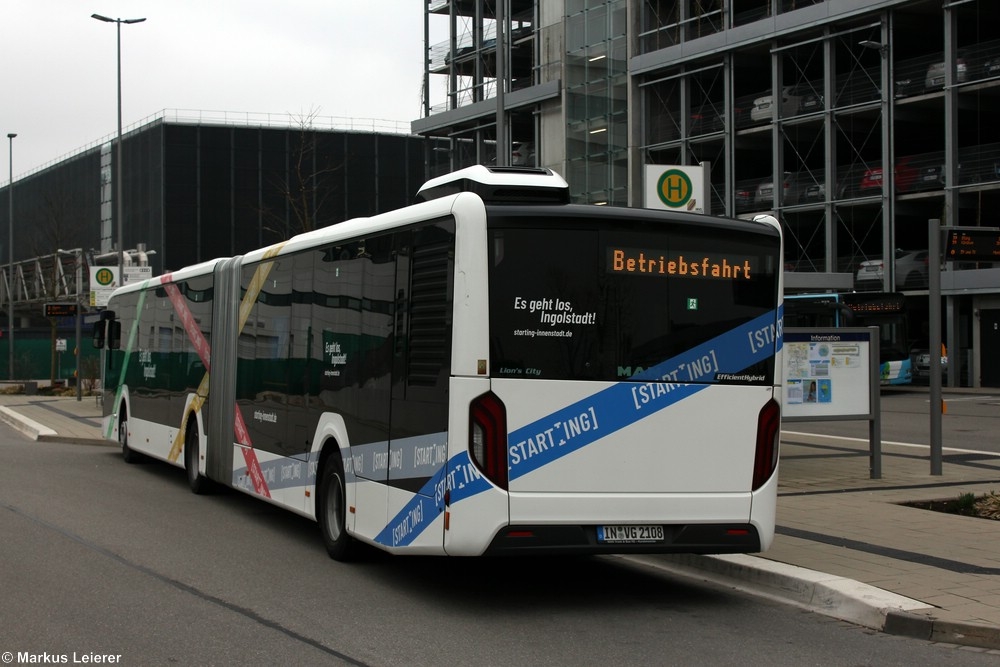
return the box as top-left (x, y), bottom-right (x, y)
top-left (44, 303), bottom-right (78, 317)
top-left (944, 227), bottom-right (1000, 262)
top-left (782, 328), bottom-right (874, 420)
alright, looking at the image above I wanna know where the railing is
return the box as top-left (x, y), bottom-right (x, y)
top-left (0, 250), bottom-right (85, 310)
top-left (12, 110), bottom-right (415, 181)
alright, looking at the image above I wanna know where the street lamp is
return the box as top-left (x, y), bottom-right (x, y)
top-left (7, 132), bottom-right (15, 381)
top-left (91, 13), bottom-right (146, 285)
top-left (858, 40), bottom-right (889, 55)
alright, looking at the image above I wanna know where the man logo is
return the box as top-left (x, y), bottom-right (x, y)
top-left (656, 169), bottom-right (693, 208)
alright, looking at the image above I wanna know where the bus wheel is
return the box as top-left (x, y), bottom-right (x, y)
top-left (318, 453), bottom-right (354, 561)
top-left (184, 421), bottom-right (210, 495)
top-left (120, 407), bottom-right (142, 464)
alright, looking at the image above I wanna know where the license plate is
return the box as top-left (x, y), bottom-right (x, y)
top-left (597, 525), bottom-right (665, 544)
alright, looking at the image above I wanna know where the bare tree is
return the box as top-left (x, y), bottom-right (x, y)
top-left (27, 189), bottom-right (87, 258)
top-left (260, 109), bottom-right (344, 241)
top-left (25, 188), bottom-right (87, 387)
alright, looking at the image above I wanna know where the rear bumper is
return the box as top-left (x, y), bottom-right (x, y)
top-left (482, 523), bottom-right (762, 556)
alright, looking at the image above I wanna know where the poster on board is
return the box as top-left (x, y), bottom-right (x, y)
top-left (782, 328), bottom-right (875, 420)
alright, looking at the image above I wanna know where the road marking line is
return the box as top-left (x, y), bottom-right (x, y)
top-left (781, 430), bottom-right (999, 457)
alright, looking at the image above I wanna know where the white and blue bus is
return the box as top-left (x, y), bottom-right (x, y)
top-left (784, 291), bottom-right (911, 385)
top-left (93, 166), bottom-right (784, 560)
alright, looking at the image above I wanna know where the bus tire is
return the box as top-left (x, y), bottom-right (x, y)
top-left (119, 406), bottom-right (143, 464)
top-left (184, 420), bottom-right (210, 495)
top-left (318, 452), bottom-right (354, 561)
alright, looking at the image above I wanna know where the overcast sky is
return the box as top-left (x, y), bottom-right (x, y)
top-left (2, 0), bottom-right (430, 179)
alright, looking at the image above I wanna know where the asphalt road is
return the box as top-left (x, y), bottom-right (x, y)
top-left (1, 424), bottom-right (999, 665)
top-left (785, 387), bottom-right (1000, 453)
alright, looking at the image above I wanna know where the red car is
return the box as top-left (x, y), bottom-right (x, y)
top-left (858, 157), bottom-right (919, 193)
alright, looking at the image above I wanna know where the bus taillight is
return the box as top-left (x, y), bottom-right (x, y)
top-left (752, 399), bottom-right (781, 491)
top-left (469, 392), bottom-right (508, 490)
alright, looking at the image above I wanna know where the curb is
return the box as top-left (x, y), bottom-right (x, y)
top-left (37, 433), bottom-right (117, 447)
top-left (619, 553), bottom-right (1000, 650)
top-left (0, 406), bottom-right (56, 440)
top-left (624, 553), bottom-right (929, 629)
top-left (884, 609), bottom-right (1000, 650)
top-left (0, 405), bottom-right (112, 447)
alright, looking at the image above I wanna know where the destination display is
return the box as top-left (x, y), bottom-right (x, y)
top-left (607, 247), bottom-right (755, 280)
top-left (945, 228), bottom-right (1000, 262)
top-left (44, 303), bottom-right (78, 317)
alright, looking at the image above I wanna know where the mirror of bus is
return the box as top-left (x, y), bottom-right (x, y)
top-left (92, 322), bottom-right (105, 349)
top-left (108, 321), bottom-right (121, 350)
top-left (92, 312), bottom-right (122, 350)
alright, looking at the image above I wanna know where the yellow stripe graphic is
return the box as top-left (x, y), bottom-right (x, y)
top-left (167, 243), bottom-right (286, 464)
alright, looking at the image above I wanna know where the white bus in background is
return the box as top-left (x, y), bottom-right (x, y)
top-left (94, 165), bottom-right (784, 560)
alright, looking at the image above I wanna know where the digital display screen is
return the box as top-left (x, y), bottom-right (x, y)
top-left (945, 229), bottom-right (1000, 262)
top-left (608, 247), bottom-right (755, 280)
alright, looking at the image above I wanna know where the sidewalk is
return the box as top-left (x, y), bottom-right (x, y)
top-left (649, 431), bottom-right (1000, 651)
top-left (2, 393), bottom-right (1000, 651)
top-left (0, 393), bottom-right (109, 445)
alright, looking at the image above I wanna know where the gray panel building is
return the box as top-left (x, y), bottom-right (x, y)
top-left (0, 114), bottom-right (445, 379)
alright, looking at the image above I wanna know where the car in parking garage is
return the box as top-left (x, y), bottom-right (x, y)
top-left (754, 171), bottom-right (808, 206)
top-left (510, 142), bottom-right (535, 166)
top-left (797, 88), bottom-right (824, 114)
top-left (749, 87), bottom-right (803, 122)
top-left (734, 183), bottom-right (756, 212)
top-left (801, 182), bottom-right (826, 203)
top-left (857, 157), bottom-right (919, 194)
top-left (925, 56), bottom-right (969, 89)
top-left (914, 161), bottom-right (962, 191)
top-left (855, 249), bottom-right (929, 290)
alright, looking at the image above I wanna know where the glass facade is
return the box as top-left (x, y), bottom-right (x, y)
top-left (565, 0), bottom-right (628, 205)
top-left (411, 0), bottom-right (1000, 386)
top-left (638, 1), bottom-right (1000, 290)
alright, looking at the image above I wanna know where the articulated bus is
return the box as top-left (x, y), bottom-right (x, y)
top-left (784, 291), bottom-right (912, 385)
top-left (93, 166), bottom-right (784, 560)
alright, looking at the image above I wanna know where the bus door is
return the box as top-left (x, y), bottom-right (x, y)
top-left (236, 258), bottom-right (293, 505)
top-left (314, 238), bottom-right (393, 541)
top-left (383, 223), bottom-right (455, 552)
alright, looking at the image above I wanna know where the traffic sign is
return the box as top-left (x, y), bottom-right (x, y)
top-left (90, 266), bottom-right (120, 308)
top-left (644, 164), bottom-right (709, 214)
top-left (655, 169), bottom-right (694, 208)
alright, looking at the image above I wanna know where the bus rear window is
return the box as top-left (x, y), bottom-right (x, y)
top-left (488, 219), bottom-right (780, 383)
